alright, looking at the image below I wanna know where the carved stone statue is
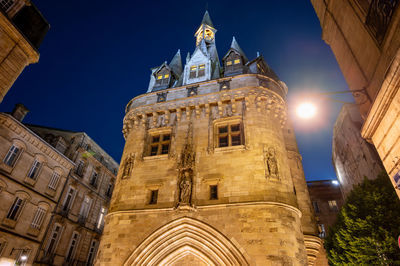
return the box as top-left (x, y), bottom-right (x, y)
top-left (122, 154), bottom-right (134, 178)
top-left (265, 147), bottom-right (279, 179)
top-left (179, 170), bottom-right (192, 204)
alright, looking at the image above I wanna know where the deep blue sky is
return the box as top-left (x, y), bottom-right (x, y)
top-left (0, 1), bottom-right (353, 181)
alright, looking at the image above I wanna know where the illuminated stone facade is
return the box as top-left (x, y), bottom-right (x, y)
top-left (0, 0), bottom-right (49, 102)
top-left (97, 12), bottom-right (324, 265)
top-left (310, 0), bottom-right (400, 198)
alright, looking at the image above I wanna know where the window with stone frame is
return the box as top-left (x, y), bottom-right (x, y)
top-left (189, 65), bottom-right (197, 79)
top-left (30, 206), bottom-right (47, 230)
top-left (87, 240), bottom-right (99, 265)
top-left (155, 67), bottom-right (170, 86)
top-left (75, 160), bottom-right (85, 177)
top-left (198, 64), bottom-right (205, 77)
top-left (215, 120), bottom-right (243, 148)
top-left (27, 160), bottom-right (42, 180)
top-left (148, 132), bottom-right (171, 156)
top-left (3, 144), bottom-right (21, 167)
top-left (189, 64), bottom-right (206, 79)
top-left (149, 190), bottom-right (158, 204)
top-left (209, 185), bottom-right (218, 200)
top-left (89, 171), bottom-right (98, 187)
top-left (46, 224), bottom-right (62, 254)
top-left (6, 197), bottom-right (25, 221)
top-left (48, 171), bottom-right (61, 190)
top-left (65, 232), bottom-right (80, 262)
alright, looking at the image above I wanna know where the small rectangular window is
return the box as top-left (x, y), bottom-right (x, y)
top-left (47, 224), bottom-right (62, 254)
top-left (210, 185), bottom-right (218, 200)
top-left (190, 65), bottom-right (197, 71)
top-left (87, 240), bottom-right (98, 265)
top-left (66, 232), bottom-right (80, 262)
top-left (164, 74), bottom-right (169, 79)
top-left (226, 61), bottom-right (232, 66)
top-left (218, 126), bottom-right (228, 134)
top-left (96, 207), bottom-right (107, 229)
top-left (149, 190), bottom-right (158, 204)
top-left (27, 160), bottom-right (41, 180)
top-left (152, 136), bottom-right (160, 143)
top-left (162, 134), bottom-right (170, 141)
top-left (157, 75), bottom-right (163, 80)
top-left (218, 136), bottom-right (228, 147)
top-left (150, 145), bottom-right (158, 156)
top-left (198, 64), bottom-right (205, 77)
top-left (234, 59), bottom-right (241, 64)
top-left (3, 145), bottom-right (20, 167)
top-left (161, 144), bottom-right (169, 154)
top-left (63, 187), bottom-right (76, 212)
top-left (90, 171), bottom-right (98, 187)
top-left (75, 160), bottom-right (85, 177)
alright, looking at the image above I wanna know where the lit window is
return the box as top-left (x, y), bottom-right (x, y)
top-left (157, 75), bottom-right (163, 80)
top-left (3, 144), bottom-right (20, 167)
top-left (198, 64), bottom-right (205, 77)
top-left (217, 123), bottom-right (242, 148)
top-left (190, 66), bottom-right (197, 71)
top-left (164, 74), bottom-right (169, 79)
top-left (6, 197), bottom-right (24, 220)
top-left (328, 200), bottom-right (339, 212)
top-left (149, 133), bottom-right (171, 156)
top-left (234, 59), bottom-right (241, 64)
top-left (226, 61), bottom-right (232, 66)
top-left (210, 185), bottom-right (218, 200)
top-left (199, 64), bottom-right (205, 69)
top-left (149, 190), bottom-right (158, 204)
top-left (27, 160), bottom-right (41, 180)
top-left (31, 206), bottom-right (46, 229)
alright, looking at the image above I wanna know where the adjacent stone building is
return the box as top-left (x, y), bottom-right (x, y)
top-left (0, 0), bottom-right (49, 102)
top-left (96, 11), bottom-right (325, 265)
top-left (307, 180), bottom-right (344, 238)
top-left (310, 0), bottom-right (400, 198)
top-left (0, 104), bottom-right (118, 265)
top-left (0, 106), bottom-right (74, 265)
top-left (332, 103), bottom-right (384, 197)
top-left (27, 125), bottom-right (119, 265)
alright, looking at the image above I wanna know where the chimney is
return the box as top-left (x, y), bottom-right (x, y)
top-left (11, 103), bottom-right (29, 122)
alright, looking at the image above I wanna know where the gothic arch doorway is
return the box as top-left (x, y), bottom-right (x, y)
top-left (124, 217), bottom-right (249, 266)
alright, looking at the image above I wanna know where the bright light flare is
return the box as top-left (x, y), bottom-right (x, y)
top-left (20, 255), bottom-right (27, 261)
top-left (296, 102), bottom-right (317, 119)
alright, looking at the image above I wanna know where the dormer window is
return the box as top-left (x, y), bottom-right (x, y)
top-left (154, 67), bottom-right (171, 87)
top-left (234, 59), bottom-right (241, 64)
top-left (189, 64), bottom-right (206, 79)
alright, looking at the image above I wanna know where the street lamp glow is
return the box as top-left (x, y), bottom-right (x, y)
top-left (296, 102), bottom-right (317, 119)
top-left (332, 180), bottom-right (339, 185)
top-left (20, 255), bottom-right (27, 261)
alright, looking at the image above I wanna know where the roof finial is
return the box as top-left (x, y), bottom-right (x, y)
top-left (206, 2), bottom-right (208, 11)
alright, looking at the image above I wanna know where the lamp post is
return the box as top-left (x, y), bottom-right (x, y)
top-left (295, 88), bottom-right (370, 119)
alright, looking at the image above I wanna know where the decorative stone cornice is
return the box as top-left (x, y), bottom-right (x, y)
top-left (0, 113), bottom-right (74, 169)
top-left (122, 86), bottom-right (288, 139)
top-left (303, 235), bottom-right (323, 266)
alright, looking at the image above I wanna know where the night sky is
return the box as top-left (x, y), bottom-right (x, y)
top-left (0, 1), bottom-right (353, 181)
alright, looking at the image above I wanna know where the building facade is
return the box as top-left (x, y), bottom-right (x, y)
top-left (0, 0), bottom-right (49, 102)
top-left (307, 180), bottom-right (344, 238)
top-left (0, 106), bottom-right (74, 265)
top-left (332, 104), bottom-right (384, 197)
top-left (310, 0), bottom-right (400, 198)
top-left (96, 12), bottom-right (325, 266)
top-left (27, 125), bottom-right (119, 265)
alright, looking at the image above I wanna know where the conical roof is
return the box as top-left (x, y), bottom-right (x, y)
top-left (169, 49), bottom-right (183, 75)
top-left (201, 11), bottom-right (214, 28)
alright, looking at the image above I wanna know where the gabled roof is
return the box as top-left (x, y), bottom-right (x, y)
top-left (201, 11), bottom-right (214, 28)
top-left (246, 55), bottom-right (279, 81)
top-left (223, 36), bottom-right (248, 63)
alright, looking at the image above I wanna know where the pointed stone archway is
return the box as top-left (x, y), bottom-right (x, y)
top-left (124, 217), bottom-right (249, 266)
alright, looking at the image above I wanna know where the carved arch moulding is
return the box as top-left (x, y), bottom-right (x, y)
top-left (123, 217), bottom-right (249, 266)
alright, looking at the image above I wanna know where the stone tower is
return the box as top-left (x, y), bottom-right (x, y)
top-left (96, 11), bottom-right (323, 265)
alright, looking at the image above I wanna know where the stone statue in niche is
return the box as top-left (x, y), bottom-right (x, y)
top-left (122, 154), bottom-right (134, 178)
top-left (179, 169), bottom-right (192, 204)
top-left (265, 147), bottom-right (279, 179)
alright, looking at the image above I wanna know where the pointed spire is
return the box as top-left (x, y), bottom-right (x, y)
top-left (170, 49), bottom-right (182, 75)
top-left (201, 10), bottom-right (214, 28)
top-left (186, 52), bottom-right (191, 63)
top-left (222, 36), bottom-right (248, 63)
